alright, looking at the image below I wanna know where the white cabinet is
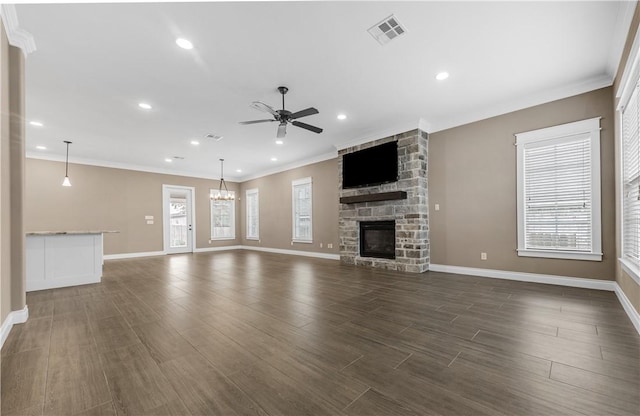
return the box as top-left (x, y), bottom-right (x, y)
top-left (26, 232), bottom-right (106, 292)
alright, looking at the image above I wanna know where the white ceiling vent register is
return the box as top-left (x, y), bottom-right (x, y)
top-left (367, 14), bottom-right (406, 45)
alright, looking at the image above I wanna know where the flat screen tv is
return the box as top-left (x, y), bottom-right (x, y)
top-left (342, 141), bottom-right (398, 189)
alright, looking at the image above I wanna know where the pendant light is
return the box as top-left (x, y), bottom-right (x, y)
top-left (212, 158), bottom-right (234, 201)
top-left (62, 140), bottom-right (72, 187)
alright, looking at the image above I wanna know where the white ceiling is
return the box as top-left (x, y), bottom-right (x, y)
top-left (13, 1), bottom-right (633, 181)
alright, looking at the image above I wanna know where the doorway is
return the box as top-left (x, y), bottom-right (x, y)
top-left (162, 185), bottom-right (195, 254)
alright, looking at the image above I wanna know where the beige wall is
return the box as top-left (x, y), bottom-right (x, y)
top-left (1, 20), bottom-right (9, 324)
top-left (239, 158), bottom-right (340, 255)
top-left (429, 87), bottom-right (616, 281)
top-left (613, 3), bottom-right (640, 313)
top-left (1, 20), bottom-right (26, 324)
top-left (25, 159), bottom-right (241, 255)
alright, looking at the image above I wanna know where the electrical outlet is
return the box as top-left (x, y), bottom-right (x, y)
top-left (320, 243), bottom-right (323, 248)
top-left (435, 204), bottom-right (440, 211)
top-left (208, 240), bottom-right (212, 244)
top-left (481, 252), bottom-right (487, 260)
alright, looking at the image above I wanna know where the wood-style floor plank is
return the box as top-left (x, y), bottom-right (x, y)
top-left (1, 348), bottom-right (49, 415)
top-left (2, 251), bottom-right (638, 415)
top-left (99, 343), bottom-right (189, 415)
top-left (159, 353), bottom-right (269, 416)
top-left (44, 344), bottom-right (111, 416)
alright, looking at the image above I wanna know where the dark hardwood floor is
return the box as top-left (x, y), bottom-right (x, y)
top-left (2, 250), bottom-right (639, 415)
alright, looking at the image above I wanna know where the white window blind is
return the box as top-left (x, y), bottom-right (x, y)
top-left (210, 191), bottom-right (235, 240)
top-left (292, 177), bottom-right (312, 242)
top-left (246, 189), bottom-right (259, 240)
top-left (516, 117), bottom-right (602, 261)
top-left (622, 83), bottom-right (640, 269)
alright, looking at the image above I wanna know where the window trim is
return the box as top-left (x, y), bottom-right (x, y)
top-left (245, 188), bottom-right (259, 240)
top-left (291, 177), bottom-right (313, 244)
top-left (617, 30), bottom-right (640, 284)
top-left (515, 117), bottom-right (602, 261)
top-left (209, 190), bottom-right (236, 241)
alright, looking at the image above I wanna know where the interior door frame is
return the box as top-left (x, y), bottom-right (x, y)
top-left (162, 184), bottom-right (196, 254)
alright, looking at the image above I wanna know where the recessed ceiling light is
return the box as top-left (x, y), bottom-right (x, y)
top-left (176, 38), bottom-right (194, 50)
top-left (270, 157), bottom-right (277, 162)
top-left (275, 139), bottom-right (284, 145)
top-left (436, 72), bottom-right (449, 81)
top-left (30, 121), bottom-right (43, 127)
top-left (36, 145), bottom-right (47, 150)
top-left (236, 169), bottom-right (242, 173)
top-left (190, 140), bottom-right (200, 145)
top-left (138, 102), bottom-right (152, 110)
top-left (164, 158), bottom-right (172, 163)
top-left (337, 114), bottom-right (347, 120)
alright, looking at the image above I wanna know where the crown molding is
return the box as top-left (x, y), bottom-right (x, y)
top-left (0, 4), bottom-right (36, 56)
top-left (25, 152), bottom-right (241, 182)
top-left (429, 73), bottom-right (613, 133)
top-left (607, 0), bottom-right (637, 80)
top-left (237, 150), bottom-right (338, 182)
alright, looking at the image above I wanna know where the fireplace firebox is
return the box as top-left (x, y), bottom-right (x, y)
top-left (359, 221), bottom-right (395, 259)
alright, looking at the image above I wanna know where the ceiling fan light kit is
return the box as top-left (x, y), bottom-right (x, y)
top-left (239, 86), bottom-right (323, 138)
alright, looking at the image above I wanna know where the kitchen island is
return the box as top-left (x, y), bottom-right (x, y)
top-left (26, 231), bottom-right (118, 291)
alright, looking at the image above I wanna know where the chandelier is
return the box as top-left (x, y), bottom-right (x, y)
top-left (212, 158), bottom-right (234, 201)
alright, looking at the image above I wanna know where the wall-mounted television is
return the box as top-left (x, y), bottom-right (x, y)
top-left (342, 141), bottom-right (398, 189)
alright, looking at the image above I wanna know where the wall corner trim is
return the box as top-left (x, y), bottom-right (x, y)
top-left (429, 264), bottom-right (639, 335)
top-left (0, 305), bottom-right (29, 349)
top-left (0, 4), bottom-right (36, 56)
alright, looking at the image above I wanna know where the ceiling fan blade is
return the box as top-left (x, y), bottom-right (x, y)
top-left (239, 119), bottom-right (275, 125)
top-left (289, 107), bottom-right (319, 120)
top-left (292, 120), bottom-right (323, 134)
top-left (250, 101), bottom-right (279, 117)
top-left (277, 123), bottom-right (287, 138)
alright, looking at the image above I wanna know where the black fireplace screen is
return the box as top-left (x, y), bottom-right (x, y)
top-left (360, 221), bottom-right (395, 259)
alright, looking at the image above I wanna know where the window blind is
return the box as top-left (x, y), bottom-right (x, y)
top-left (211, 191), bottom-right (235, 239)
top-left (523, 135), bottom-right (593, 252)
top-left (246, 189), bottom-right (259, 239)
top-left (292, 179), bottom-right (312, 241)
top-left (622, 83), bottom-right (640, 267)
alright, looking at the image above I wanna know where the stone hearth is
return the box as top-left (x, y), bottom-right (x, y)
top-left (338, 129), bottom-right (429, 273)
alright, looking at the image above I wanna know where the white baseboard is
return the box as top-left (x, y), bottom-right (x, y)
top-left (104, 251), bottom-right (165, 260)
top-left (428, 264), bottom-right (616, 291)
top-left (614, 283), bottom-right (640, 334)
top-left (240, 245), bottom-right (340, 260)
top-left (194, 245), bottom-right (243, 253)
top-left (0, 305), bottom-right (29, 349)
top-left (104, 246), bottom-right (339, 261)
top-left (429, 264), bottom-right (639, 335)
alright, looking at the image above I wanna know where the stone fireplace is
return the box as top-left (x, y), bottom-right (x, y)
top-left (338, 129), bottom-right (429, 273)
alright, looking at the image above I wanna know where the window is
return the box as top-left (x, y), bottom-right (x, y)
top-left (210, 191), bottom-right (235, 240)
top-left (292, 177), bottom-right (312, 242)
top-left (246, 188), bottom-right (259, 240)
top-left (621, 82), bottom-right (640, 275)
top-left (516, 117), bottom-right (602, 261)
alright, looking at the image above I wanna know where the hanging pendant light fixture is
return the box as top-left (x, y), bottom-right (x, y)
top-left (212, 158), bottom-right (234, 201)
top-left (62, 140), bottom-right (72, 187)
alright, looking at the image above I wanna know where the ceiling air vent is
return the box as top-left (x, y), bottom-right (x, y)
top-left (205, 133), bottom-right (223, 141)
top-left (367, 14), bottom-right (406, 45)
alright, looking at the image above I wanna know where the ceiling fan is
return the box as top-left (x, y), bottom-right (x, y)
top-left (239, 86), bottom-right (323, 138)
